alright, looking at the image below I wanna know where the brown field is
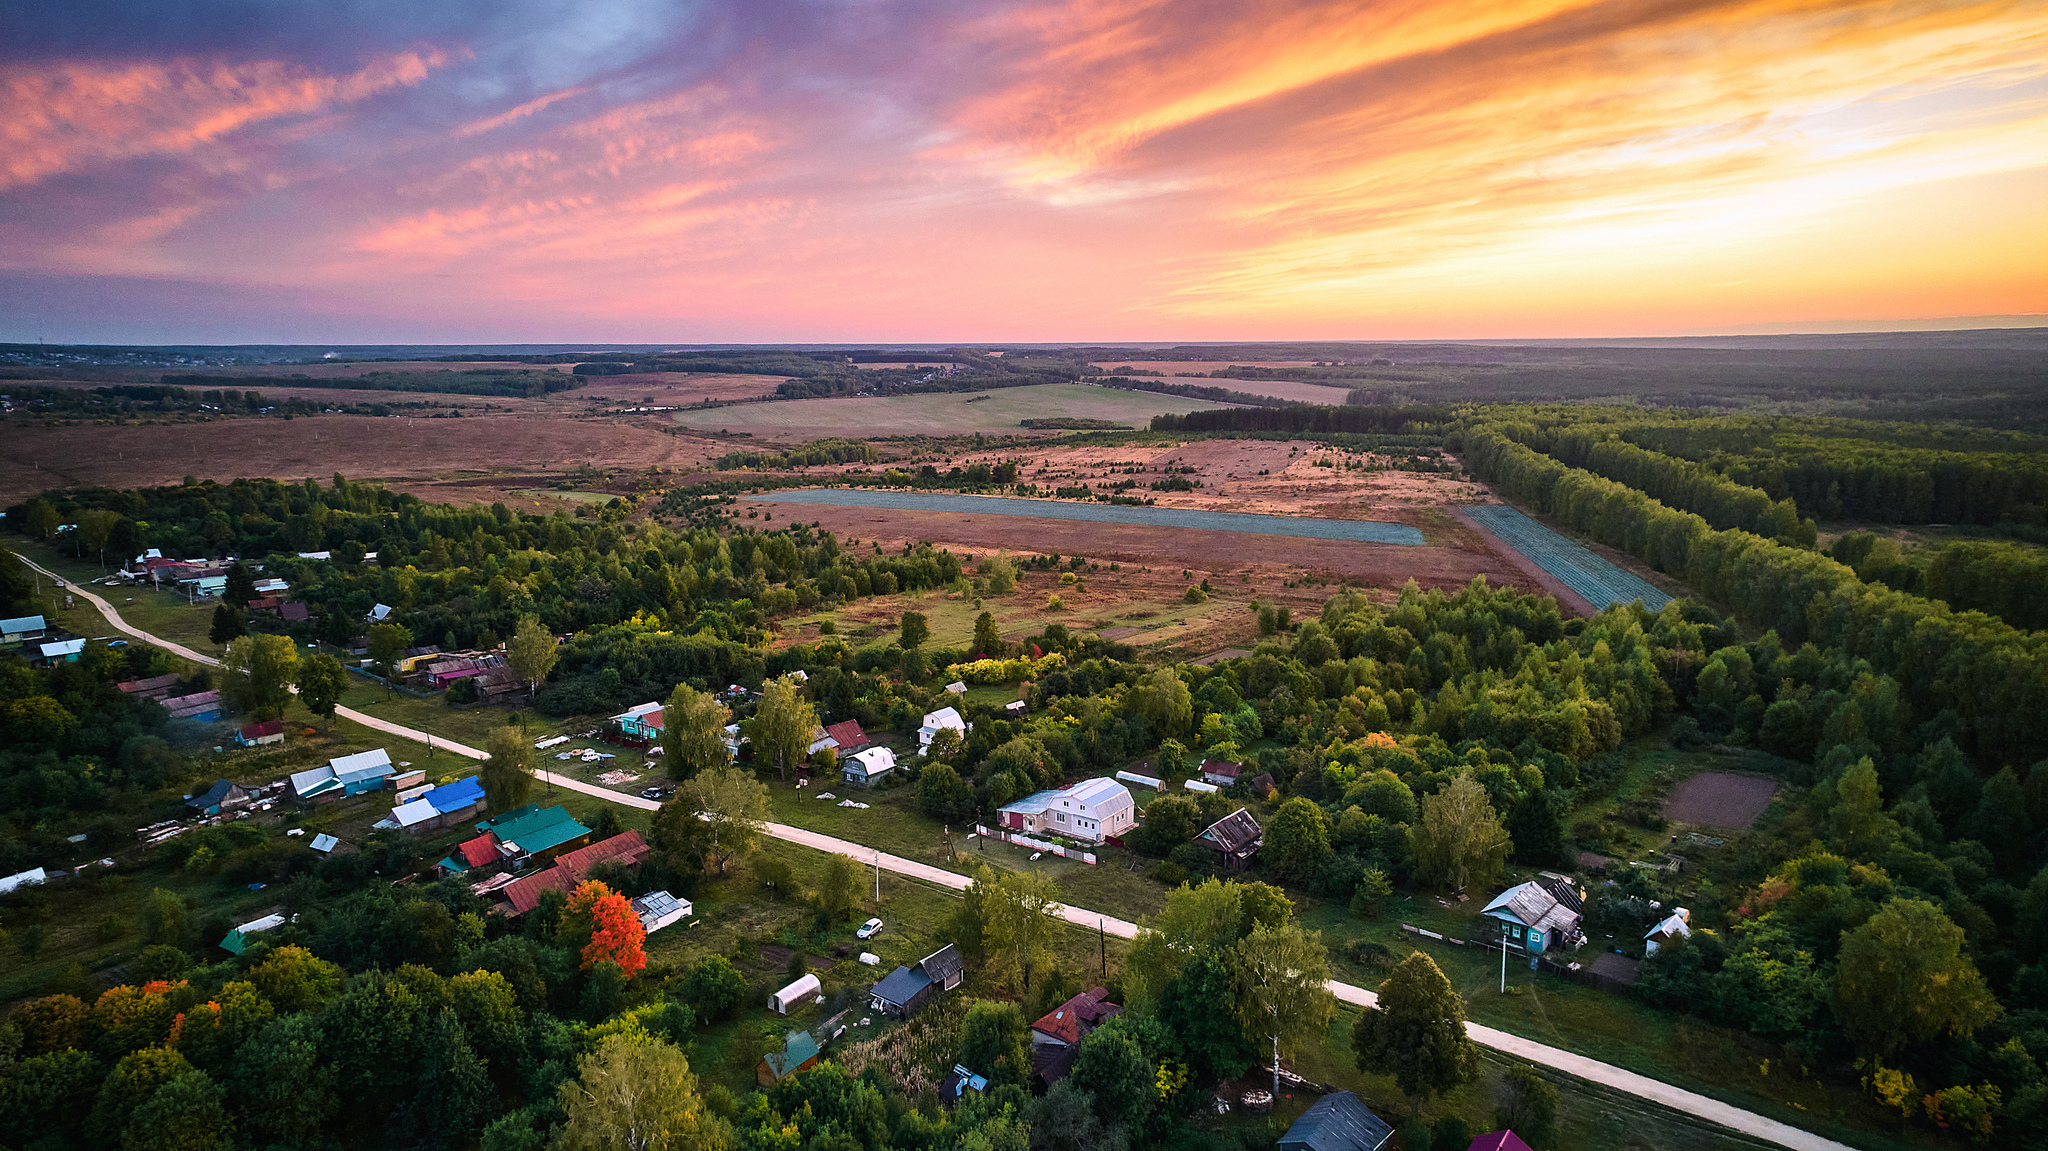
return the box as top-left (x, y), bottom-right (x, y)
top-left (570, 372), bottom-right (790, 404)
top-left (186, 359), bottom-right (575, 378)
top-left (1662, 773), bottom-right (1779, 829)
top-left (1091, 360), bottom-right (1320, 372)
top-left (740, 498), bottom-right (1543, 602)
top-left (0, 412), bottom-right (726, 505)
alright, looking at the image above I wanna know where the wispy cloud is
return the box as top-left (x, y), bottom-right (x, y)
top-left (0, 0), bottom-right (2042, 341)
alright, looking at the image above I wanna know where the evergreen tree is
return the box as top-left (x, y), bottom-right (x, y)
top-left (223, 561), bottom-right (258, 608)
top-left (1353, 950), bottom-right (1480, 1107)
top-left (209, 604), bottom-right (245, 646)
top-left (1506, 793), bottom-right (1566, 867)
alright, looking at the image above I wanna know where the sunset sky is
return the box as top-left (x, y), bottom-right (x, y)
top-left (1, 0), bottom-right (2043, 344)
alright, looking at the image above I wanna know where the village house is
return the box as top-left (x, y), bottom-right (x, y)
top-left (1, 615), bottom-right (47, 644)
top-left (841, 746), bottom-right (898, 788)
top-left (472, 804), bottom-right (596, 873)
top-left (490, 829), bottom-right (648, 916)
top-left (756, 1029), bottom-right (821, 1086)
top-left (234, 720), bottom-right (284, 747)
top-left (289, 748), bottom-right (396, 802)
top-left (186, 778), bottom-right (253, 817)
top-left (116, 673), bottom-right (182, 700)
top-left (869, 945), bottom-right (965, 1018)
top-left (917, 706), bottom-right (969, 755)
top-left (1198, 759), bottom-right (1243, 787)
top-left (1644, 907), bottom-right (1692, 954)
top-left (158, 689), bottom-right (223, 722)
top-left (808, 718), bottom-right (870, 756)
top-left (1480, 873), bottom-right (1586, 954)
top-left (1029, 986), bottom-right (1122, 1085)
top-left (611, 701), bottom-right (665, 742)
top-left (387, 776), bottom-right (487, 835)
top-left (1194, 808), bottom-right (1263, 872)
top-left (996, 778), bottom-right (1135, 845)
top-left (632, 890), bottom-right (692, 934)
top-left (1276, 1091), bottom-right (1395, 1151)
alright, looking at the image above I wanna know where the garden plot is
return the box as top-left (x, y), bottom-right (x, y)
top-left (1464, 505), bottom-right (1672, 610)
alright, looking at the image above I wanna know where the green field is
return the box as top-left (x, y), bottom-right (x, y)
top-left (672, 383), bottom-right (1223, 440)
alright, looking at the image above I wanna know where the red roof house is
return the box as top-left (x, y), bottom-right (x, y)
top-left (494, 831), bottom-right (652, 916)
top-left (1466, 1133), bottom-right (1534, 1151)
top-left (824, 719), bottom-right (868, 751)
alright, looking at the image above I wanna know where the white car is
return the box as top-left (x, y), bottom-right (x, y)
top-left (856, 918), bottom-right (884, 940)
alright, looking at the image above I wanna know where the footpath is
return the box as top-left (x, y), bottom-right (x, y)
top-left (16, 550), bottom-right (1853, 1151)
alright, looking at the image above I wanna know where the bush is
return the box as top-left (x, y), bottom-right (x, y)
top-left (1150, 861), bottom-right (1190, 886)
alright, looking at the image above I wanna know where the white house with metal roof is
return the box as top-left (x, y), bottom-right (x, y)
top-left (996, 777), bottom-right (1135, 845)
top-left (917, 706), bottom-right (969, 755)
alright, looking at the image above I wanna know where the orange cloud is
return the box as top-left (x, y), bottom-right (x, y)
top-left (0, 48), bottom-right (451, 191)
top-left (454, 84), bottom-right (589, 138)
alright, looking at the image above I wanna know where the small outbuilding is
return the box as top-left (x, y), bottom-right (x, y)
top-left (1194, 808), bottom-right (1263, 872)
top-left (1644, 908), bottom-right (1692, 955)
top-left (869, 964), bottom-right (933, 1018)
top-left (219, 913), bottom-right (290, 955)
top-left (632, 890), bottom-right (693, 934)
top-left (841, 746), bottom-right (898, 788)
top-left (771, 973), bottom-right (823, 1015)
top-left (234, 720), bottom-right (285, 747)
top-left (756, 1030), bottom-right (821, 1086)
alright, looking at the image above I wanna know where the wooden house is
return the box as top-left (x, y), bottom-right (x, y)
top-left (1194, 808), bottom-right (1263, 872)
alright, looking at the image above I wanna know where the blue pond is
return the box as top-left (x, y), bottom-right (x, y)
top-left (750, 489), bottom-right (1426, 546)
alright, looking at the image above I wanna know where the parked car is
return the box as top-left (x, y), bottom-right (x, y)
top-left (856, 917), bottom-right (884, 940)
top-left (640, 786), bottom-right (669, 800)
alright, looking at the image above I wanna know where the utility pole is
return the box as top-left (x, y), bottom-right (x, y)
top-left (873, 850), bottom-right (881, 904)
top-left (1099, 918), bottom-right (1106, 982)
top-left (1500, 927), bottom-right (1508, 994)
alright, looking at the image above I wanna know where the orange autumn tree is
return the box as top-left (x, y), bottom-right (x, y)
top-left (564, 880), bottom-right (646, 978)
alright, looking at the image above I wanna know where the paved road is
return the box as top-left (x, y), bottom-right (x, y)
top-left (30, 550), bottom-right (1851, 1151)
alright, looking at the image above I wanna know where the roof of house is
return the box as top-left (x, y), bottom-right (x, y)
top-left (424, 776), bottom-right (485, 813)
top-left (849, 746), bottom-right (896, 772)
top-left (1533, 872), bottom-right (1585, 914)
top-left (279, 603), bottom-right (311, 621)
top-left (1646, 911), bottom-right (1691, 941)
top-left (919, 944), bottom-right (964, 985)
top-left (632, 890), bottom-right (690, 922)
top-left (1030, 987), bottom-right (1122, 1046)
top-left (329, 748), bottom-right (394, 779)
top-left (1277, 1091), bottom-right (1395, 1151)
top-left (824, 719), bottom-right (867, 749)
top-left (921, 706), bottom-right (965, 730)
top-left (1199, 759), bottom-right (1244, 779)
top-left (1, 614), bottom-right (46, 632)
top-left (497, 866), bottom-right (577, 916)
top-left (239, 720), bottom-right (284, 739)
top-left (1483, 881), bottom-right (1582, 936)
top-left (551, 830), bottom-right (651, 876)
top-left (939, 1064), bottom-right (989, 1104)
top-left (1197, 808), bottom-right (1263, 855)
top-left (38, 638), bottom-right (85, 658)
top-left (1063, 777), bottom-right (1131, 809)
top-left (1033, 1042), bottom-right (1082, 1084)
top-left (1248, 772), bottom-right (1277, 796)
top-left (1466, 1132), bottom-right (1534, 1151)
top-left (454, 832), bottom-right (503, 869)
top-left (392, 798), bottom-right (441, 828)
top-left (871, 964), bottom-right (932, 1008)
top-left (477, 804), bottom-right (591, 855)
top-left (187, 779), bottom-right (245, 809)
top-left (612, 701), bottom-right (664, 722)
top-left (117, 673), bottom-right (181, 694)
top-left (763, 1030), bottom-right (820, 1080)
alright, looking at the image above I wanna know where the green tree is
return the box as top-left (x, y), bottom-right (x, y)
top-left (208, 604), bottom-right (245, 647)
top-left (506, 616), bottom-right (559, 703)
top-left (1127, 669), bottom-right (1192, 737)
top-left (973, 611), bottom-right (1004, 658)
top-left (679, 956), bottom-right (748, 1024)
top-left (367, 621), bottom-right (414, 684)
top-left (1415, 776), bottom-right (1512, 893)
top-left (246, 945), bottom-right (343, 1014)
top-left (664, 763), bottom-right (769, 874)
top-left (746, 675), bottom-right (816, 782)
top-left (223, 562), bottom-right (258, 608)
top-left (958, 999), bottom-right (1032, 1086)
top-left (1155, 738), bottom-right (1189, 781)
top-left (660, 682), bottom-right (732, 779)
top-left (1265, 797), bottom-right (1333, 882)
top-left (22, 496), bottom-right (61, 540)
top-left (1506, 793), bottom-right (1566, 867)
top-left (900, 611), bottom-right (929, 648)
top-left (77, 508), bottom-right (121, 569)
top-left (297, 652), bottom-right (347, 731)
top-left (818, 853), bottom-right (862, 923)
top-left (1835, 899), bottom-right (2000, 1057)
top-left (1070, 1022), bottom-right (1154, 1126)
top-left (1497, 1063), bottom-right (1560, 1148)
top-left (980, 553), bottom-right (1018, 596)
top-left (123, 1068), bottom-right (231, 1151)
top-left (1234, 922), bottom-right (1335, 1094)
top-left (1353, 950), bottom-right (1481, 1107)
top-left (1351, 867), bottom-right (1393, 919)
top-left (556, 1033), bottom-right (727, 1151)
top-left (411, 1007), bottom-right (495, 1149)
top-left (221, 633), bottom-right (299, 720)
top-left (143, 888), bottom-right (189, 949)
top-left (483, 726), bottom-right (538, 813)
top-left (976, 867), bottom-right (1063, 993)
top-left (920, 761), bottom-right (973, 821)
